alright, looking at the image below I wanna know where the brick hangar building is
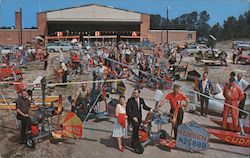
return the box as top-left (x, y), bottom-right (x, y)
top-left (0, 4), bottom-right (196, 46)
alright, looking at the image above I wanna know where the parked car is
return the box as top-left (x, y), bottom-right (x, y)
top-left (236, 43), bottom-right (250, 50)
top-left (27, 47), bottom-right (36, 54)
top-left (238, 53), bottom-right (250, 64)
top-left (232, 41), bottom-right (243, 49)
top-left (71, 42), bottom-right (83, 50)
top-left (46, 43), bottom-right (73, 52)
top-left (186, 44), bottom-right (219, 56)
top-left (197, 37), bottom-right (208, 44)
top-left (232, 41), bottom-right (250, 50)
top-left (1, 47), bottom-right (12, 55)
top-left (83, 43), bottom-right (93, 50)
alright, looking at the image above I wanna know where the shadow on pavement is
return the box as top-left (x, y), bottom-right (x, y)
top-left (199, 124), bottom-right (222, 129)
top-left (209, 146), bottom-right (249, 157)
top-left (193, 107), bottom-right (223, 117)
top-left (0, 125), bottom-right (17, 135)
top-left (8, 135), bottom-right (19, 143)
top-left (50, 137), bottom-right (98, 145)
top-left (84, 127), bottom-right (113, 134)
top-left (99, 137), bottom-right (117, 149)
top-left (209, 138), bottom-right (235, 146)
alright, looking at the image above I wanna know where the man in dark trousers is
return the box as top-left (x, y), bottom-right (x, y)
top-left (16, 89), bottom-right (32, 144)
top-left (60, 61), bottom-right (68, 84)
top-left (44, 50), bottom-right (49, 70)
top-left (159, 85), bottom-right (189, 139)
top-left (198, 72), bottom-right (213, 117)
top-left (126, 89), bottom-right (152, 151)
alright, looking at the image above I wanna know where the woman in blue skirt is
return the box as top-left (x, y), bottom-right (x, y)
top-left (112, 95), bottom-right (127, 152)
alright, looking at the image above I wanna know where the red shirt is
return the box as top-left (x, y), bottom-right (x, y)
top-left (165, 92), bottom-right (187, 109)
top-left (223, 83), bottom-right (244, 101)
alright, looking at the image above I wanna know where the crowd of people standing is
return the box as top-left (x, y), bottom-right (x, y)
top-left (12, 40), bottom-right (249, 153)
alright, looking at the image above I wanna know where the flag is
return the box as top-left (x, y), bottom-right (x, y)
top-left (62, 112), bottom-right (83, 138)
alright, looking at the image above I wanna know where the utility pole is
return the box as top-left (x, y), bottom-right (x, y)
top-left (18, 0), bottom-right (22, 45)
top-left (20, 6), bottom-right (22, 45)
top-left (161, 18), bottom-right (163, 43)
top-left (166, 6), bottom-right (169, 44)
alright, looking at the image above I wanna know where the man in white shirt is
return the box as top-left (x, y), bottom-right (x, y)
top-left (232, 48), bottom-right (238, 64)
top-left (136, 51), bottom-right (142, 65)
top-left (235, 72), bottom-right (249, 118)
top-left (59, 48), bottom-right (65, 62)
top-left (178, 46), bottom-right (187, 65)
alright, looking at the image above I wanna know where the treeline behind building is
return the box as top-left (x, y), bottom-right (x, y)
top-left (150, 10), bottom-right (250, 41)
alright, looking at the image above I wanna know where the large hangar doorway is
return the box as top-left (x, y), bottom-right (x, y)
top-left (47, 21), bottom-right (140, 35)
top-left (47, 21), bottom-right (141, 43)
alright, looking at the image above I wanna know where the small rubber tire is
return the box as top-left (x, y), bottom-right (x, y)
top-left (159, 129), bottom-right (168, 139)
top-left (26, 136), bottom-right (35, 148)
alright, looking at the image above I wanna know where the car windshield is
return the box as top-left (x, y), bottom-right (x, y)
top-left (60, 43), bottom-right (70, 46)
top-left (187, 45), bottom-right (196, 49)
top-left (199, 45), bottom-right (208, 49)
top-left (47, 43), bottom-right (58, 46)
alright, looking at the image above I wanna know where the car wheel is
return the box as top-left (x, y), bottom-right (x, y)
top-left (134, 142), bottom-right (144, 154)
top-left (49, 49), bottom-right (55, 52)
top-left (188, 109), bottom-right (196, 113)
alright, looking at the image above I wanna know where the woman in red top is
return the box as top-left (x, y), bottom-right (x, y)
top-left (159, 85), bottom-right (189, 139)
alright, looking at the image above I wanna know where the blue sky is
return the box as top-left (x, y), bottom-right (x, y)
top-left (0, 0), bottom-right (249, 28)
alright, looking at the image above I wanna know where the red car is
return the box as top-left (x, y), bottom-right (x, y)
top-left (0, 66), bottom-right (22, 81)
top-left (239, 53), bottom-right (250, 64)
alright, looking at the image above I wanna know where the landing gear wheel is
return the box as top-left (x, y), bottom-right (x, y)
top-left (159, 129), bottom-right (168, 139)
top-left (26, 136), bottom-right (35, 148)
top-left (134, 142), bottom-right (144, 154)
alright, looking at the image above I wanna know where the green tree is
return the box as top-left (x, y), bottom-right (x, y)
top-left (238, 11), bottom-right (250, 38)
top-left (150, 14), bottom-right (162, 30)
top-left (222, 16), bottom-right (238, 39)
top-left (236, 15), bottom-right (247, 38)
top-left (149, 10), bottom-right (250, 41)
top-left (210, 23), bottom-right (222, 40)
top-left (168, 12), bottom-right (197, 30)
top-left (197, 11), bottom-right (211, 37)
top-left (186, 11), bottom-right (198, 30)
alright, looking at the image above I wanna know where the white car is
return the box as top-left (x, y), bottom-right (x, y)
top-left (232, 41), bottom-right (250, 50)
top-left (185, 84), bottom-right (250, 114)
top-left (46, 43), bottom-right (73, 52)
top-left (186, 44), bottom-right (219, 56)
top-left (27, 48), bottom-right (36, 54)
top-left (1, 47), bottom-right (12, 55)
top-left (236, 43), bottom-right (250, 50)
